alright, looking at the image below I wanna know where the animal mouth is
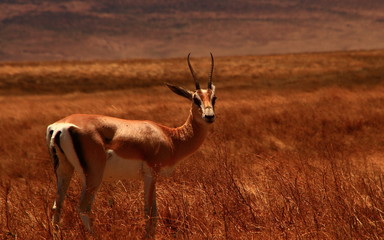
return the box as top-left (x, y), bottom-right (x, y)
top-left (203, 116), bottom-right (215, 123)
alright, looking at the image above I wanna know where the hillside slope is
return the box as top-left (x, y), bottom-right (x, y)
top-left (1, 0), bottom-right (384, 61)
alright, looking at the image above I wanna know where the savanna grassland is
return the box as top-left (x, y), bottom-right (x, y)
top-left (1, 50), bottom-right (384, 239)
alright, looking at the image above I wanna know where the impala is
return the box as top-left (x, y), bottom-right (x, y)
top-left (46, 53), bottom-right (217, 238)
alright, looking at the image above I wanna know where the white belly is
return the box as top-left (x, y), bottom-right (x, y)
top-left (104, 150), bottom-right (145, 180)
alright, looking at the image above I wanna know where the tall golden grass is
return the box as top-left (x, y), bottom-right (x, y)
top-left (1, 50), bottom-right (384, 239)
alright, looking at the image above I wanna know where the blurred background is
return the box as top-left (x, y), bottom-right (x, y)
top-left (1, 0), bottom-right (384, 62)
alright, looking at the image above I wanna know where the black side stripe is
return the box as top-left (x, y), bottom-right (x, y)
top-left (68, 126), bottom-right (87, 173)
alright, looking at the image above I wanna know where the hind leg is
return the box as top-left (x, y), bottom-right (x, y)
top-left (78, 173), bottom-right (103, 233)
top-left (52, 150), bottom-right (74, 226)
top-left (67, 125), bottom-right (106, 233)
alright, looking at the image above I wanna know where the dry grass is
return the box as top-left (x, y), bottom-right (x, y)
top-left (1, 50), bottom-right (384, 239)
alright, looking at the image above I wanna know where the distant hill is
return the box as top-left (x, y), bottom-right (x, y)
top-left (1, 0), bottom-right (384, 61)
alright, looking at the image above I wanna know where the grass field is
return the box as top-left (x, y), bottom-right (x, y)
top-left (1, 50), bottom-right (384, 239)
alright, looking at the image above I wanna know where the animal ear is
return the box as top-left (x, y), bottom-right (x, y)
top-left (165, 83), bottom-right (193, 100)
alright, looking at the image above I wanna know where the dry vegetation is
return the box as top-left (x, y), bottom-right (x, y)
top-left (1, 50), bottom-right (384, 239)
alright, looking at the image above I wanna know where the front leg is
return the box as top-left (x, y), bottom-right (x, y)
top-left (144, 171), bottom-right (158, 239)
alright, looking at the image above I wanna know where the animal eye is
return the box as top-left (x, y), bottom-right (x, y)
top-left (212, 96), bottom-right (217, 106)
top-left (193, 97), bottom-right (201, 106)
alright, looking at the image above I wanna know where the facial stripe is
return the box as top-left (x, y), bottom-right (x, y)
top-left (209, 85), bottom-right (216, 101)
top-left (196, 90), bottom-right (215, 108)
top-left (193, 94), bottom-right (202, 106)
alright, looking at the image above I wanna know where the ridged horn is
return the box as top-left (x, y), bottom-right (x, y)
top-left (187, 53), bottom-right (200, 90)
top-left (208, 52), bottom-right (214, 89)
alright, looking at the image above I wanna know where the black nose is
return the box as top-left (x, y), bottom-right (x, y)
top-left (204, 115), bottom-right (215, 122)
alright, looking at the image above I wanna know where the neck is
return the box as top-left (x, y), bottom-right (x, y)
top-left (168, 108), bottom-right (210, 162)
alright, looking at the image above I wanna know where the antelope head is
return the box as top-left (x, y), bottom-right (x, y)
top-left (166, 53), bottom-right (217, 124)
